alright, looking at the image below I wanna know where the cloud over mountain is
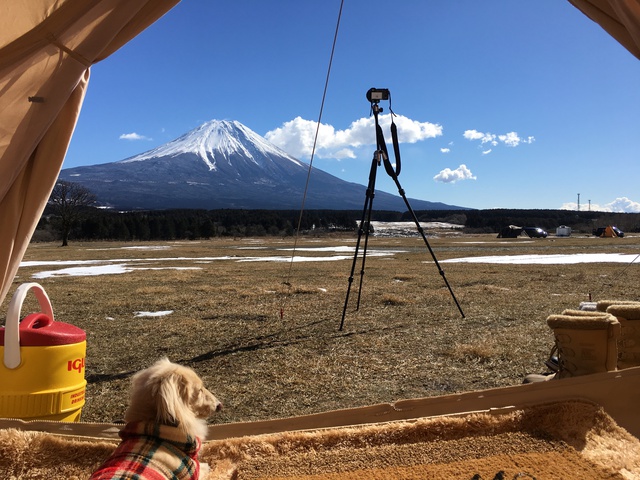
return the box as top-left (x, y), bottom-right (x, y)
top-left (265, 115), bottom-right (442, 161)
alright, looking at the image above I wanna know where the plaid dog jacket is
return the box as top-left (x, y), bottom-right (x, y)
top-left (90, 421), bottom-right (202, 479)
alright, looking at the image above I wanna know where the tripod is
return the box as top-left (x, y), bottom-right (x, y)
top-left (339, 89), bottom-right (465, 331)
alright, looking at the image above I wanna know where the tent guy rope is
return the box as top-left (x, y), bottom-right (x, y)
top-left (279, 0), bottom-right (345, 319)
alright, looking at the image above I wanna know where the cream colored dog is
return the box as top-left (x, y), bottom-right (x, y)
top-left (90, 358), bottom-right (222, 479)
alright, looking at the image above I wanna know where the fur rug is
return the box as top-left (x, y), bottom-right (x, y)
top-left (1, 401), bottom-right (639, 479)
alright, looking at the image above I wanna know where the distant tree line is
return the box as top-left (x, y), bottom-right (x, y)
top-left (34, 205), bottom-right (640, 244)
top-left (35, 207), bottom-right (363, 243)
top-left (410, 209), bottom-right (640, 235)
top-left (35, 180), bottom-right (640, 244)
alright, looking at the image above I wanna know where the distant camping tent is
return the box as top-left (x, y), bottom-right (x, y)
top-left (602, 226), bottom-right (621, 237)
top-left (0, 0), bottom-right (180, 305)
top-left (497, 225), bottom-right (524, 238)
top-left (1, 0), bottom-right (640, 305)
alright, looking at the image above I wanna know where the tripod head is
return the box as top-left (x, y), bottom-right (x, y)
top-left (367, 88), bottom-right (390, 116)
top-left (366, 87), bottom-right (400, 179)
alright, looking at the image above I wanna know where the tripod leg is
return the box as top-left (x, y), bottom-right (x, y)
top-left (340, 156), bottom-right (379, 330)
top-left (391, 176), bottom-right (465, 318)
top-left (340, 201), bottom-right (369, 330)
top-left (355, 196), bottom-right (375, 310)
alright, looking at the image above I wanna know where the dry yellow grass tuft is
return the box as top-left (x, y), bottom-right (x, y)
top-left (3, 232), bottom-right (640, 424)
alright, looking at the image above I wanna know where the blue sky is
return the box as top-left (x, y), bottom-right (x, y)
top-left (64, 1), bottom-right (640, 211)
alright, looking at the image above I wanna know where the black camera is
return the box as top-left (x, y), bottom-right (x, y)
top-left (366, 87), bottom-right (390, 103)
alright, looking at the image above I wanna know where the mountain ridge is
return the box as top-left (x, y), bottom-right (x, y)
top-left (59, 120), bottom-right (467, 211)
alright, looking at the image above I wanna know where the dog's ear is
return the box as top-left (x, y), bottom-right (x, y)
top-left (153, 370), bottom-right (190, 426)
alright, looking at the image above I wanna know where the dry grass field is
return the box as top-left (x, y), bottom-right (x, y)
top-left (4, 229), bottom-right (640, 425)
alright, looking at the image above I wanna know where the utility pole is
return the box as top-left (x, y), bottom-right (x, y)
top-left (577, 193), bottom-right (580, 211)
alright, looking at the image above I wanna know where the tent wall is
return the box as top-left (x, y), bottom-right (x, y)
top-left (0, 0), bottom-right (180, 306)
top-left (568, 0), bottom-right (640, 60)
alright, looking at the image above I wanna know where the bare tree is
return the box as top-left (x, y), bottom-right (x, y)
top-left (48, 181), bottom-right (97, 246)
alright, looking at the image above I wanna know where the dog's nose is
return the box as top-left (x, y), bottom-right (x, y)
top-left (215, 402), bottom-right (223, 412)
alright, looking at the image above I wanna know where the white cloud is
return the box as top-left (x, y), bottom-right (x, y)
top-left (333, 148), bottom-right (357, 159)
top-left (433, 164), bottom-right (476, 183)
top-left (464, 130), bottom-right (496, 145)
top-left (561, 196), bottom-right (640, 213)
top-left (482, 149), bottom-right (492, 155)
top-left (498, 132), bottom-right (535, 147)
top-left (440, 148), bottom-right (450, 153)
top-left (464, 129), bottom-right (534, 150)
top-left (119, 132), bottom-right (151, 141)
top-left (265, 115), bottom-right (442, 160)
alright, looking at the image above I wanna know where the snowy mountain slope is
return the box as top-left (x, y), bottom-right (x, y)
top-left (122, 120), bottom-right (303, 171)
top-left (59, 120), bottom-right (466, 211)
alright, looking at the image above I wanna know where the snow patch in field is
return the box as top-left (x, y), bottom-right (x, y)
top-left (279, 246), bottom-right (356, 252)
top-left (442, 253), bottom-right (640, 265)
top-left (32, 264), bottom-right (201, 278)
top-left (22, 248), bottom-right (640, 279)
top-left (22, 249), bottom-right (400, 278)
top-left (134, 310), bottom-right (174, 318)
top-left (369, 221), bottom-right (463, 237)
top-left (237, 255), bottom-right (353, 263)
top-left (87, 245), bottom-right (172, 251)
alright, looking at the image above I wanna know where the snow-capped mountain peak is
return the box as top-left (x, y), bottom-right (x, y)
top-left (120, 119), bottom-right (302, 170)
top-left (58, 118), bottom-right (465, 211)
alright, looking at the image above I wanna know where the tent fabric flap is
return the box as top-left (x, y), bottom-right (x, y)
top-left (568, 0), bottom-right (640, 59)
top-left (0, 0), bottom-right (180, 306)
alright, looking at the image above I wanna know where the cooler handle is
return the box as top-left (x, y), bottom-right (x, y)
top-left (4, 283), bottom-right (55, 369)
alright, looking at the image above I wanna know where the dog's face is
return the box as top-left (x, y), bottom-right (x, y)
top-left (124, 358), bottom-right (222, 439)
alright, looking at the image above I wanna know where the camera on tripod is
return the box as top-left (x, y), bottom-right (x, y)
top-left (340, 86), bottom-right (465, 330)
top-left (366, 87), bottom-right (390, 103)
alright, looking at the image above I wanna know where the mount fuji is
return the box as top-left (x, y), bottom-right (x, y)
top-left (59, 120), bottom-right (465, 211)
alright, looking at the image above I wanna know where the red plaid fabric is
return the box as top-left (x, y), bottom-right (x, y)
top-left (90, 421), bottom-right (202, 479)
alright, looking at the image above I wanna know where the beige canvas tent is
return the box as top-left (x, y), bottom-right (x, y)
top-left (1, 1), bottom-right (640, 478)
top-left (0, 0), bottom-right (180, 307)
top-left (569, 0), bottom-right (640, 60)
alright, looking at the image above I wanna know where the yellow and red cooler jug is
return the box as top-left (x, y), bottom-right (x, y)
top-left (0, 282), bottom-right (86, 421)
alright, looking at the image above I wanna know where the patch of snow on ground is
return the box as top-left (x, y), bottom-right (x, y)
top-left (120, 246), bottom-right (172, 250)
top-left (279, 246), bottom-right (355, 252)
top-left (370, 221), bottom-right (463, 237)
top-left (22, 259), bottom-right (109, 267)
top-left (134, 310), bottom-right (174, 317)
top-left (442, 253), bottom-right (640, 265)
top-left (87, 245), bottom-right (172, 251)
top-left (453, 241), bottom-right (534, 244)
top-left (22, 248), bottom-right (640, 279)
top-left (237, 255), bottom-right (353, 263)
top-left (279, 246), bottom-right (407, 254)
top-left (33, 264), bottom-right (132, 278)
top-left (32, 264), bottom-right (201, 279)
